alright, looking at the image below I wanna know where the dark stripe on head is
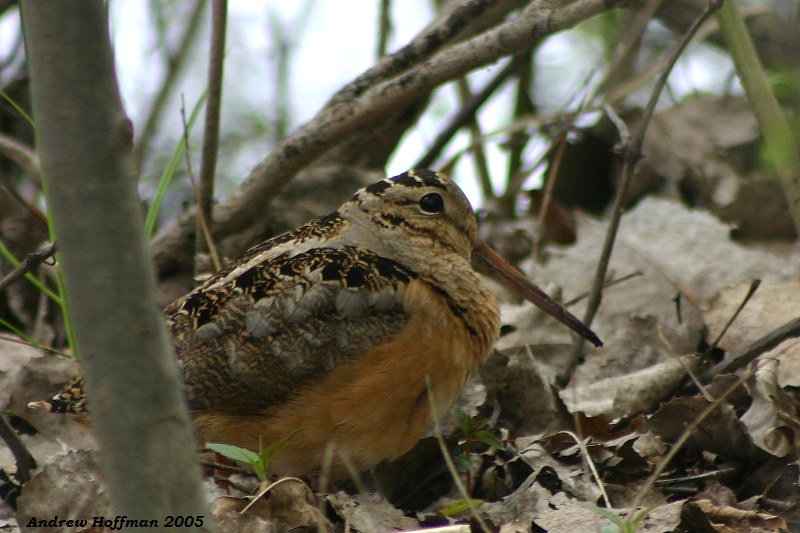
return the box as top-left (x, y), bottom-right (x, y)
top-left (390, 170), bottom-right (448, 190)
top-left (364, 179), bottom-right (393, 195)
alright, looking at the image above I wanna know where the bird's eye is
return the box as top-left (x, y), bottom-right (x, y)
top-left (419, 192), bottom-right (444, 214)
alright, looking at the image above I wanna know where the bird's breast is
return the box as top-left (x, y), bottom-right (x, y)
top-left (192, 277), bottom-right (500, 476)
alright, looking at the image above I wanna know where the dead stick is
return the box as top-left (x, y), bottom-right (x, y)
top-left (0, 242), bottom-right (57, 293)
top-left (195, 0), bottom-right (227, 273)
top-left (700, 314), bottom-right (800, 381)
top-left (0, 412), bottom-right (36, 484)
top-left (561, 0), bottom-right (724, 385)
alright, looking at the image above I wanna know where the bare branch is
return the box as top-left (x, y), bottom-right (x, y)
top-left (0, 132), bottom-right (39, 182)
top-left (415, 51), bottom-right (529, 171)
top-left (152, 0), bottom-right (626, 275)
top-left (0, 242), bottom-right (56, 293)
top-left (700, 315), bottom-right (800, 381)
top-left (0, 411), bottom-right (36, 484)
top-left (195, 0), bottom-right (226, 273)
top-left (376, 0), bottom-right (392, 59)
top-left (562, 0), bottom-right (724, 384)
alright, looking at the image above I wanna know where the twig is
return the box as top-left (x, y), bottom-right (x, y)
top-left (180, 99), bottom-right (221, 277)
top-left (455, 77), bottom-right (494, 201)
top-left (240, 476), bottom-right (312, 515)
top-left (565, 0), bottom-right (724, 380)
top-left (426, 376), bottom-right (491, 533)
top-left (415, 51), bottom-right (529, 170)
top-left (331, 0), bottom-right (501, 104)
top-left (151, 0), bottom-right (626, 275)
top-left (700, 314), bottom-right (800, 382)
top-left (654, 466), bottom-right (737, 486)
top-left (376, 0), bottom-right (392, 59)
top-left (0, 242), bottom-right (57, 293)
top-left (0, 132), bottom-right (41, 182)
top-left (134, 1), bottom-right (208, 168)
top-left (500, 51), bottom-right (535, 216)
top-left (0, 333), bottom-right (71, 359)
top-left (0, 133), bottom-right (48, 227)
top-left (562, 430), bottom-right (610, 508)
top-left (195, 0), bottom-right (227, 273)
top-left (628, 366), bottom-right (752, 515)
top-left (533, 133), bottom-right (567, 259)
top-left (703, 278), bottom-right (760, 358)
top-left (563, 270), bottom-right (643, 307)
top-left (594, 0), bottom-right (664, 99)
top-left (0, 411), bottom-right (36, 484)
top-left (199, 458), bottom-right (248, 475)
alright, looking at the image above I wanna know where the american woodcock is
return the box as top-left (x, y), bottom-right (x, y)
top-left (31, 169), bottom-right (601, 478)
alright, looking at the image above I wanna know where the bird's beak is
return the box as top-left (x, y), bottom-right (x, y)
top-left (472, 240), bottom-right (602, 347)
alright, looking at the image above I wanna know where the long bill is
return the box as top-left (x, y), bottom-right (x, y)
top-left (472, 241), bottom-right (603, 348)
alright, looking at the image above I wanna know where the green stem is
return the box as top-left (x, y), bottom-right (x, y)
top-left (717, 0), bottom-right (800, 235)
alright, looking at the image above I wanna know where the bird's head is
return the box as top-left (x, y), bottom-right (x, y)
top-left (340, 169), bottom-right (603, 348)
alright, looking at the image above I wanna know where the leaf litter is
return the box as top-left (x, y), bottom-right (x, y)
top-left (5, 92), bottom-right (800, 531)
top-left (4, 193), bottom-right (800, 532)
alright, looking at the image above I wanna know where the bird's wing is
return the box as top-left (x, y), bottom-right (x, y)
top-left (168, 244), bottom-right (417, 414)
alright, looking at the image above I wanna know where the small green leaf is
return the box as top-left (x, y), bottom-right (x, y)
top-left (473, 430), bottom-right (504, 449)
top-left (583, 504), bottom-right (629, 531)
top-left (455, 454), bottom-right (472, 472)
top-left (439, 498), bottom-right (484, 517)
top-left (206, 443), bottom-right (260, 465)
top-left (455, 407), bottom-right (470, 435)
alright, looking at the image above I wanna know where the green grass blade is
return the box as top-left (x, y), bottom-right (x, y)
top-left (0, 90), bottom-right (34, 127)
top-left (144, 91), bottom-right (208, 237)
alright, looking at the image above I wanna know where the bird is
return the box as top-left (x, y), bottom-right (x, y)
top-left (30, 169), bottom-right (601, 479)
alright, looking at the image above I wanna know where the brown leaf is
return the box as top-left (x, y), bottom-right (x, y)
top-left (648, 397), bottom-right (765, 461)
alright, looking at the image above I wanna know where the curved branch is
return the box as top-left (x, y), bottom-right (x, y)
top-left (0, 132), bottom-right (40, 182)
top-left (152, 0), bottom-right (625, 274)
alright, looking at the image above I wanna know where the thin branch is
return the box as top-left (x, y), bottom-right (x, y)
top-left (134, 0), bottom-right (208, 169)
top-left (180, 98), bottom-right (220, 277)
top-left (0, 411), bottom-right (36, 484)
top-left (595, 0), bottom-right (663, 99)
top-left (456, 77), bottom-right (494, 200)
top-left (0, 132), bottom-right (48, 227)
top-left (330, 0), bottom-right (503, 104)
top-left (704, 278), bottom-right (760, 358)
top-left (0, 132), bottom-right (40, 183)
top-left (267, 10), bottom-right (290, 145)
top-left (532, 133), bottom-right (567, 259)
top-left (152, 0), bottom-right (625, 275)
top-left (700, 314), bottom-right (800, 382)
top-left (628, 369), bottom-right (753, 516)
top-left (564, 0), bottom-right (724, 382)
top-left (415, 51), bottom-right (528, 170)
top-left (376, 0), bottom-right (392, 59)
top-left (426, 376), bottom-right (492, 533)
top-left (21, 1), bottom-right (212, 523)
top-left (195, 0), bottom-right (227, 273)
top-left (0, 242), bottom-right (56, 293)
top-left (501, 50), bottom-right (535, 216)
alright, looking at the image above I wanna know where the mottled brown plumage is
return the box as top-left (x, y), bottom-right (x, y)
top-left (31, 169), bottom-right (601, 478)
